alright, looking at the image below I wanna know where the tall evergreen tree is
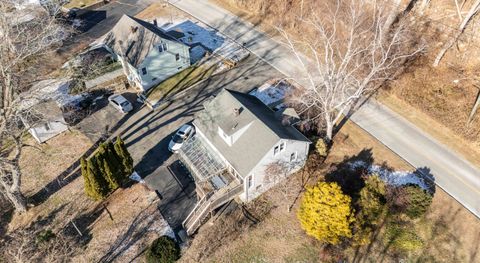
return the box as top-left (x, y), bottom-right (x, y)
top-left (103, 158), bottom-right (119, 190)
top-left (96, 142), bottom-right (122, 192)
top-left (106, 141), bottom-right (124, 183)
top-left (81, 139), bottom-right (135, 200)
top-left (114, 136), bottom-right (133, 177)
top-left (81, 158), bottom-right (95, 198)
top-left (86, 156), bottom-right (109, 199)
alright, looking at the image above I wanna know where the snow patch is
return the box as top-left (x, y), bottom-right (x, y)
top-left (348, 160), bottom-right (430, 190)
top-left (21, 79), bottom-right (85, 110)
top-left (249, 80), bottom-right (293, 108)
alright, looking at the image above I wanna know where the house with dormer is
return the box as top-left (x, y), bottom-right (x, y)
top-left (100, 15), bottom-right (191, 91)
top-left (179, 89), bottom-right (310, 235)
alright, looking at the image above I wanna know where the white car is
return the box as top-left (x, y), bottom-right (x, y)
top-left (168, 124), bottom-right (195, 152)
top-left (108, 94), bottom-right (133, 113)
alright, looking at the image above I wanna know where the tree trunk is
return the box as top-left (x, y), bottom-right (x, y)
top-left (4, 186), bottom-right (27, 212)
top-left (325, 118), bottom-right (334, 142)
top-left (433, 0), bottom-right (480, 67)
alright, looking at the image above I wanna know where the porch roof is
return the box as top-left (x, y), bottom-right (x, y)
top-left (178, 134), bottom-right (226, 182)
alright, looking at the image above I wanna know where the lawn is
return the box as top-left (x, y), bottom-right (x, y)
top-left (145, 64), bottom-right (217, 104)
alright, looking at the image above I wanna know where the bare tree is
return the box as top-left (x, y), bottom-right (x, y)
top-left (278, 0), bottom-right (424, 141)
top-left (265, 160), bottom-right (303, 212)
top-left (0, 0), bottom-right (69, 211)
top-left (2, 228), bottom-right (78, 263)
top-left (433, 0), bottom-right (480, 66)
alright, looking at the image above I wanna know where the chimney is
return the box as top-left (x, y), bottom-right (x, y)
top-left (130, 26), bottom-right (138, 33)
top-left (153, 19), bottom-right (158, 26)
top-left (233, 107), bottom-right (243, 116)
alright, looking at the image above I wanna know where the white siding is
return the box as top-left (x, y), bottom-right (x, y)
top-left (239, 139), bottom-right (309, 202)
top-left (136, 39), bottom-right (191, 91)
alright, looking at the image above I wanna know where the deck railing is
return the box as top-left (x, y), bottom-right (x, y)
top-left (183, 181), bottom-right (243, 235)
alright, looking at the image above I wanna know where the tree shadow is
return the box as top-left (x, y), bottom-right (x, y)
top-left (96, 203), bottom-right (161, 263)
top-left (413, 167), bottom-right (436, 195)
top-left (325, 149), bottom-right (374, 201)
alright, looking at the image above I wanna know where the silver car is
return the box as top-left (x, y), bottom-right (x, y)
top-left (108, 94), bottom-right (133, 113)
top-left (168, 124), bottom-right (195, 152)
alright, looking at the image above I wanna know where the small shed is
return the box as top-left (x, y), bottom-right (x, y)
top-left (23, 101), bottom-right (69, 143)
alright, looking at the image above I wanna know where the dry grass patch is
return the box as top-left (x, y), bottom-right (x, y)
top-left (135, 3), bottom-right (177, 20)
top-left (6, 130), bottom-right (171, 262)
top-left (378, 59), bottom-right (480, 168)
top-left (19, 131), bottom-right (91, 196)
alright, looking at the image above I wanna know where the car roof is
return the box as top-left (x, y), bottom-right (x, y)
top-left (110, 94), bottom-right (128, 104)
top-left (178, 124), bottom-right (193, 133)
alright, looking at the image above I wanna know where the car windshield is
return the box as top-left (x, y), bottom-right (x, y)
top-left (172, 135), bottom-right (184, 144)
top-left (120, 101), bottom-right (130, 107)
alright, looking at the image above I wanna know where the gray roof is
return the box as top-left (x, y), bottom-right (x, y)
top-left (102, 15), bottom-right (185, 67)
top-left (193, 89), bottom-right (310, 178)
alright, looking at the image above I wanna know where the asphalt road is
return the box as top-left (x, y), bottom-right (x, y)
top-left (171, 0), bottom-right (480, 218)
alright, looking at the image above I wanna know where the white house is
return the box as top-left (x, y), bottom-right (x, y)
top-left (101, 15), bottom-right (191, 91)
top-left (179, 89), bottom-right (310, 235)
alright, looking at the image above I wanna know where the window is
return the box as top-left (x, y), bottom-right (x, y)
top-left (247, 175), bottom-right (253, 188)
top-left (274, 142), bottom-right (286, 156)
top-left (141, 67), bottom-right (147, 75)
top-left (274, 145), bottom-right (279, 155)
top-left (175, 53), bottom-right (180, 61)
top-left (158, 42), bottom-right (167, 52)
top-left (290, 152), bottom-right (297, 162)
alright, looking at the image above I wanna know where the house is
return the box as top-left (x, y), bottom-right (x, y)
top-left (180, 89), bottom-right (310, 235)
top-left (22, 101), bottom-right (69, 143)
top-left (101, 15), bottom-right (191, 91)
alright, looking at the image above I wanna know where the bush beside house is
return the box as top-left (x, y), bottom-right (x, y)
top-left (146, 236), bottom-right (181, 263)
top-left (297, 182), bottom-right (355, 245)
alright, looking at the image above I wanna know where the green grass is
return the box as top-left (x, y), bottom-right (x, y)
top-left (146, 64), bottom-right (217, 102)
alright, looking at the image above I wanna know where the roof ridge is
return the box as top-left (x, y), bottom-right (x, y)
top-left (223, 89), bottom-right (281, 141)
